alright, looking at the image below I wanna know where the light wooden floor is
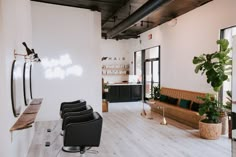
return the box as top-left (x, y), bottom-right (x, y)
top-left (27, 102), bottom-right (231, 157)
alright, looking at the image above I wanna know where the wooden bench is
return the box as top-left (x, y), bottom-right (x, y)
top-left (147, 87), bottom-right (206, 129)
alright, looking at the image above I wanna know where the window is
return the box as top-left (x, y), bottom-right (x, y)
top-left (134, 51), bottom-right (142, 82)
top-left (220, 26), bottom-right (236, 105)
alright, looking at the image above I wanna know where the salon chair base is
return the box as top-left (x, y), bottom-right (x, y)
top-left (62, 146), bottom-right (98, 155)
top-left (62, 146), bottom-right (83, 153)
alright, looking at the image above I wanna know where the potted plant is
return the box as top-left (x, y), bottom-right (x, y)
top-left (197, 94), bottom-right (222, 139)
top-left (193, 39), bottom-right (232, 139)
top-left (103, 84), bottom-right (109, 92)
top-left (151, 85), bottom-right (160, 100)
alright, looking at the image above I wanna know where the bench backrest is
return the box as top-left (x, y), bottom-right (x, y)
top-left (160, 87), bottom-right (207, 107)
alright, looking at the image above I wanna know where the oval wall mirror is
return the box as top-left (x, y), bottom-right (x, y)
top-left (30, 64), bottom-right (33, 99)
top-left (23, 62), bottom-right (32, 106)
top-left (11, 60), bottom-right (23, 117)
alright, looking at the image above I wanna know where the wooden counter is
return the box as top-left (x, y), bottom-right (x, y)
top-left (10, 98), bottom-right (43, 131)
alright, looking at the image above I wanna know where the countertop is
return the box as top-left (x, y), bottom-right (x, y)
top-left (107, 82), bottom-right (142, 86)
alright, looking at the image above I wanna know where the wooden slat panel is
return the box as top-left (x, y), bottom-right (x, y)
top-left (160, 87), bottom-right (207, 105)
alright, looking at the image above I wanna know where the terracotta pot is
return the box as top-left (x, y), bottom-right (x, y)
top-left (199, 121), bottom-right (222, 140)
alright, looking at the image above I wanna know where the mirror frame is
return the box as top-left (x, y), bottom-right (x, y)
top-left (30, 64), bottom-right (33, 99)
top-left (11, 60), bottom-right (20, 117)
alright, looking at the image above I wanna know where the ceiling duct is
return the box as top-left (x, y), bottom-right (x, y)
top-left (106, 0), bottom-right (172, 39)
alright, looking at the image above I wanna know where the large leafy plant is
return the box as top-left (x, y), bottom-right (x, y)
top-left (192, 39), bottom-right (232, 123)
top-left (193, 39), bottom-right (232, 92)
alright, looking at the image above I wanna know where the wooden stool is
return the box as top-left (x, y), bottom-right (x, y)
top-left (102, 100), bottom-right (108, 112)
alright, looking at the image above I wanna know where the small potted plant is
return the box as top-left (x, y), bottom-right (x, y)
top-left (198, 94), bottom-right (222, 139)
top-left (104, 84), bottom-right (109, 92)
top-left (151, 85), bottom-right (160, 100)
top-left (193, 39), bottom-right (232, 139)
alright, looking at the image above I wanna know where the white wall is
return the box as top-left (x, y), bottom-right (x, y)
top-left (101, 39), bottom-right (130, 83)
top-left (126, 0), bottom-right (236, 93)
top-left (0, 0), bottom-right (34, 157)
top-left (31, 2), bottom-right (102, 121)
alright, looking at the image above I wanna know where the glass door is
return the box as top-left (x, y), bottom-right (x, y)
top-left (134, 46), bottom-right (160, 102)
top-left (144, 59), bottom-right (160, 100)
top-left (145, 61), bottom-right (152, 99)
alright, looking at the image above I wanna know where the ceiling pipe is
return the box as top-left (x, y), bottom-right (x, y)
top-left (106, 0), bottom-right (172, 39)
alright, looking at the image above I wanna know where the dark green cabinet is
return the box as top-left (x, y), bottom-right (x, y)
top-left (131, 85), bottom-right (142, 100)
top-left (108, 86), bottom-right (119, 102)
top-left (108, 85), bottom-right (142, 102)
top-left (119, 86), bottom-right (131, 101)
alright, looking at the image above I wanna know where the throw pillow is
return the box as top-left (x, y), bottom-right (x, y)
top-left (191, 102), bottom-right (200, 112)
top-left (167, 97), bottom-right (178, 105)
top-left (159, 95), bottom-right (168, 102)
top-left (179, 99), bottom-right (191, 109)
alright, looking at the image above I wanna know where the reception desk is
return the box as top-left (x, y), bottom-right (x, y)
top-left (107, 83), bottom-right (142, 102)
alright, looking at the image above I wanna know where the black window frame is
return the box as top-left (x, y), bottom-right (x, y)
top-left (134, 46), bottom-right (161, 102)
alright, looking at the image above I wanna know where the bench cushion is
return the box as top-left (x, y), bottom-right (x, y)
top-left (159, 94), bottom-right (168, 102)
top-left (167, 97), bottom-right (178, 105)
top-left (191, 102), bottom-right (200, 112)
top-left (179, 99), bottom-right (191, 109)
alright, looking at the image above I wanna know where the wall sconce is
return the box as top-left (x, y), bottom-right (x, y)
top-left (14, 42), bottom-right (41, 62)
top-left (101, 57), bottom-right (108, 61)
top-left (31, 49), bottom-right (41, 62)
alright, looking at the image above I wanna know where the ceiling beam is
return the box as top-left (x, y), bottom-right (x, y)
top-left (102, 0), bottom-right (130, 25)
top-left (106, 0), bottom-right (172, 39)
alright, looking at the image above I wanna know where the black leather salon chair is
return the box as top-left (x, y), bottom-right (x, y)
top-left (61, 104), bottom-right (93, 119)
top-left (232, 112), bottom-right (236, 130)
top-left (60, 99), bottom-right (86, 118)
top-left (62, 105), bottom-right (93, 119)
top-left (62, 112), bottom-right (103, 154)
top-left (61, 105), bottom-right (93, 135)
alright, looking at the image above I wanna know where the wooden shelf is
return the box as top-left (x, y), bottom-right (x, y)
top-left (10, 98), bottom-right (43, 132)
top-left (102, 74), bottom-right (128, 76)
top-left (102, 68), bottom-right (129, 70)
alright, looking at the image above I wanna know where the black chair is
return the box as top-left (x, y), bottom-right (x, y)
top-left (62, 112), bottom-right (103, 154)
top-left (232, 112), bottom-right (236, 130)
top-left (61, 105), bottom-right (93, 135)
top-left (61, 104), bottom-right (93, 119)
top-left (60, 99), bottom-right (86, 118)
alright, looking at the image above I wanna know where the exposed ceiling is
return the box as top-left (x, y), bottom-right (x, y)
top-left (31, 0), bottom-right (213, 40)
